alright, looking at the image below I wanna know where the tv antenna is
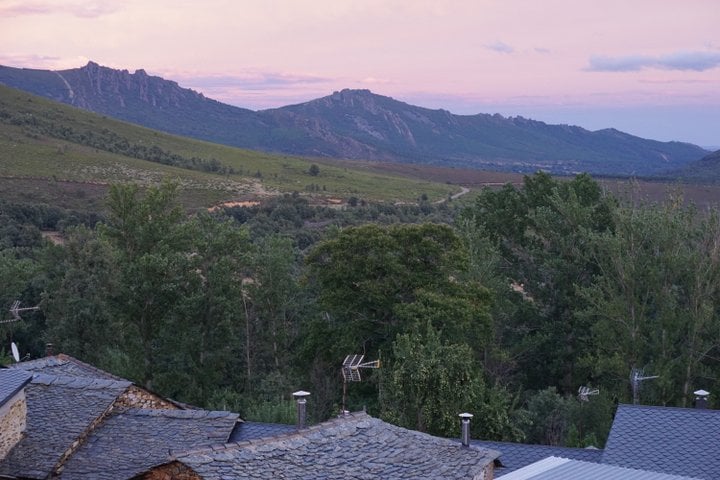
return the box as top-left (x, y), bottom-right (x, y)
top-left (341, 354), bottom-right (380, 413)
top-left (11, 342), bottom-right (20, 363)
top-left (630, 367), bottom-right (659, 405)
top-left (1, 300), bottom-right (40, 324)
top-left (577, 385), bottom-right (599, 402)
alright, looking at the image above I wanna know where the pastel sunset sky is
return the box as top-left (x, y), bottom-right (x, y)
top-left (1, 0), bottom-right (718, 146)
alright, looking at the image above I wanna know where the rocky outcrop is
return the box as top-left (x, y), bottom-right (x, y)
top-left (60, 61), bottom-right (204, 111)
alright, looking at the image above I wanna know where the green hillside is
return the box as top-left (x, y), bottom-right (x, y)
top-left (0, 85), bottom-right (457, 211)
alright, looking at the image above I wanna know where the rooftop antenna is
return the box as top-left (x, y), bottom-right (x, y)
top-left (341, 354), bottom-right (380, 414)
top-left (630, 367), bottom-right (659, 405)
top-left (10, 341), bottom-right (20, 363)
top-left (1, 300), bottom-right (40, 324)
top-left (577, 385), bottom-right (600, 402)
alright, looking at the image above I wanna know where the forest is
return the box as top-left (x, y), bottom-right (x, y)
top-left (1, 172), bottom-right (719, 448)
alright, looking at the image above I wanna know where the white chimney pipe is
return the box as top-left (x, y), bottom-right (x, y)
top-left (694, 389), bottom-right (710, 409)
top-left (293, 390), bottom-right (311, 429)
top-left (459, 413), bottom-right (473, 447)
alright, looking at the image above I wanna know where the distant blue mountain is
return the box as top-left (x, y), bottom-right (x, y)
top-left (0, 61), bottom-right (707, 177)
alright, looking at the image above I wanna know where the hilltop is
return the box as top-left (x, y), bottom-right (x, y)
top-left (0, 84), bottom-right (458, 211)
top-left (0, 62), bottom-right (708, 178)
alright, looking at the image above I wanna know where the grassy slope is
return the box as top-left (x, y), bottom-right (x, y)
top-left (0, 85), bottom-right (457, 211)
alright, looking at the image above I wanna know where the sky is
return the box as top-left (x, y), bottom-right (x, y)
top-left (1, 0), bottom-right (719, 147)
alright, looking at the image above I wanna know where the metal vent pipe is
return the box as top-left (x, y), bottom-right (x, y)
top-left (293, 390), bottom-right (311, 429)
top-left (459, 413), bottom-right (473, 447)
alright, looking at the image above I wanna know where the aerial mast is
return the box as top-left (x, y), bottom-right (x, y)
top-left (341, 354), bottom-right (380, 414)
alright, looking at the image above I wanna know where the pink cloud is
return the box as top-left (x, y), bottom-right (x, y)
top-left (588, 50), bottom-right (720, 72)
top-left (0, 1), bottom-right (120, 18)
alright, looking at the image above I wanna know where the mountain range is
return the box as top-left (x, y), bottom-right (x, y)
top-left (0, 61), bottom-right (709, 177)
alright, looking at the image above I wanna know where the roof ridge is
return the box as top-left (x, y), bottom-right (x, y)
top-left (119, 407), bottom-right (239, 420)
top-left (174, 411), bottom-right (372, 458)
top-left (473, 439), bottom-right (602, 451)
top-left (55, 353), bottom-right (127, 381)
top-left (618, 403), bottom-right (720, 414)
top-left (10, 354), bottom-right (128, 382)
top-left (31, 372), bottom-right (131, 390)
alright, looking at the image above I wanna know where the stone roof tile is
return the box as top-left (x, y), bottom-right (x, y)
top-left (0, 374), bottom-right (130, 479)
top-left (58, 408), bottom-right (239, 480)
top-left (228, 420), bottom-right (296, 442)
top-left (601, 404), bottom-right (720, 480)
top-left (8, 354), bottom-right (126, 381)
top-left (0, 368), bottom-right (32, 407)
top-left (174, 412), bottom-right (499, 480)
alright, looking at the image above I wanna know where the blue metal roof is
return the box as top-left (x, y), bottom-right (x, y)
top-left (602, 404), bottom-right (720, 480)
top-left (471, 439), bottom-right (602, 475)
top-left (499, 456), bottom-right (702, 480)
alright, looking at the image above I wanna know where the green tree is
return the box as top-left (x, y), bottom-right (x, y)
top-left (100, 183), bottom-right (192, 390)
top-left (380, 322), bottom-right (521, 440)
top-left (577, 200), bottom-right (720, 405)
top-left (160, 214), bottom-right (252, 404)
top-left (380, 323), bottom-right (485, 436)
top-left (0, 249), bottom-right (42, 358)
top-left (463, 173), bottom-right (616, 394)
top-left (305, 223), bottom-right (467, 357)
top-left (42, 226), bottom-right (118, 366)
top-left (246, 235), bottom-right (303, 378)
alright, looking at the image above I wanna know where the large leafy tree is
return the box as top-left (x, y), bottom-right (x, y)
top-left (463, 172), bottom-right (616, 393)
top-left (380, 322), bottom-right (521, 440)
top-left (42, 226), bottom-right (118, 366)
top-left (305, 223), bottom-right (469, 356)
top-left (577, 201), bottom-right (720, 405)
top-left (304, 222), bottom-right (498, 421)
top-left (100, 183), bottom-right (194, 390)
top-left (160, 213), bottom-right (252, 404)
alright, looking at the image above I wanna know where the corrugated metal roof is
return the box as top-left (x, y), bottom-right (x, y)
top-left (472, 439), bottom-right (602, 475)
top-left (498, 456), bottom-right (702, 480)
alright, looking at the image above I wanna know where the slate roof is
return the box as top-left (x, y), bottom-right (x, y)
top-left (228, 420), bottom-right (295, 442)
top-left (497, 456), bottom-right (702, 480)
top-left (471, 440), bottom-right (602, 476)
top-left (171, 412), bottom-right (500, 480)
top-left (58, 408), bottom-right (239, 480)
top-left (0, 368), bottom-right (32, 407)
top-left (601, 404), bottom-right (720, 480)
top-left (0, 373), bottom-right (131, 479)
top-left (7, 354), bottom-right (126, 381)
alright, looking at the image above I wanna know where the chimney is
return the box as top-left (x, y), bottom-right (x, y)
top-left (694, 389), bottom-right (710, 409)
top-left (45, 343), bottom-right (55, 356)
top-left (293, 390), bottom-right (311, 429)
top-left (459, 413), bottom-right (473, 447)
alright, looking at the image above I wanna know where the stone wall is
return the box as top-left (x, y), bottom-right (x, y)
top-left (115, 385), bottom-right (179, 410)
top-left (137, 461), bottom-right (202, 480)
top-left (0, 391), bottom-right (27, 460)
top-left (483, 462), bottom-right (495, 480)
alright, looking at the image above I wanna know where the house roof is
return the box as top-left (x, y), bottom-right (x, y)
top-left (58, 408), bottom-right (239, 480)
top-left (498, 456), bottom-right (702, 480)
top-left (471, 440), bottom-right (602, 476)
top-left (0, 368), bottom-right (32, 408)
top-left (601, 404), bottom-right (720, 479)
top-left (167, 412), bottom-right (500, 480)
top-left (0, 373), bottom-right (131, 479)
top-left (7, 354), bottom-right (126, 381)
top-left (228, 420), bottom-right (295, 442)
